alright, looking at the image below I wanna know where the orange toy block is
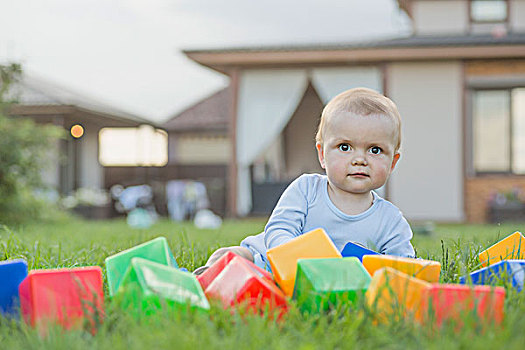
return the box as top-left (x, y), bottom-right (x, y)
top-left (266, 228), bottom-right (342, 297)
top-left (366, 267), bottom-right (431, 322)
top-left (362, 255), bottom-right (441, 283)
top-left (478, 231), bottom-right (525, 267)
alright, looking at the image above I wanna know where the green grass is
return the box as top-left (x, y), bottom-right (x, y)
top-left (1, 217), bottom-right (525, 349)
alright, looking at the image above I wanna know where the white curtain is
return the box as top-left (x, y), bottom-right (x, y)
top-left (311, 67), bottom-right (382, 103)
top-left (236, 69), bottom-right (309, 215)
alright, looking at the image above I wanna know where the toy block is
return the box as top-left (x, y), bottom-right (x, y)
top-left (478, 231), bottom-right (525, 267)
top-left (267, 228), bottom-right (342, 297)
top-left (420, 284), bottom-right (505, 327)
top-left (459, 260), bottom-right (525, 292)
top-left (205, 256), bottom-right (287, 315)
top-left (0, 259), bottom-right (28, 314)
top-left (341, 241), bottom-right (379, 261)
top-left (366, 267), bottom-right (431, 322)
top-left (362, 255), bottom-right (441, 283)
top-left (105, 237), bottom-right (178, 296)
top-left (117, 258), bottom-right (209, 315)
top-left (18, 267), bottom-right (104, 331)
top-left (293, 257), bottom-right (371, 313)
top-left (197, 251), bottom-right (273, 291)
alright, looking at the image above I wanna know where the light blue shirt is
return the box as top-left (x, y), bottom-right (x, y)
top-left (241, 173), bottom-right (415, 270)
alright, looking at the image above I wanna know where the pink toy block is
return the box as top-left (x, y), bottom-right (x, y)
top-left (420, 284), bottom-right (505, 327)
top-left (204, 256), bottom-right (287, 316)
top-left (197, 251), bottom-right (272, 291)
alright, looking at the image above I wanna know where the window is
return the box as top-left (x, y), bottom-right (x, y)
top-left (472, 88), bottom-right (525, 174)
top-left (470, 0), bottom-right (507, 23)
top-left (99, 125), bottom-right (168, 166)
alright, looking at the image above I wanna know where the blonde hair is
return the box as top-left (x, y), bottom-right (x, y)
top-left (315, 87), bottom-right (402, 151)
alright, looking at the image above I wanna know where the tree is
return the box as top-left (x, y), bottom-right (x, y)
top-left (0, 63), bottom-right (63, 224)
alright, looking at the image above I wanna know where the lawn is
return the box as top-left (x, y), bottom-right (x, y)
top-left (1, 217), bottom-right (525, 349)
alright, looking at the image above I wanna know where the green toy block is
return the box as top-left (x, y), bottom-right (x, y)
top-left (105, 237), bottom-right (178, 296)
top-left (117, 258), bottom-right (209, 315)
top-left (293, 257), bottom-right (371, 313)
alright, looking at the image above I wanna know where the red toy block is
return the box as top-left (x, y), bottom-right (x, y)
top-left (421, 284), bottom-right (505, 327)
top-left (19, 266), bottom-right (104, 332)
top-left (197, 251), bottom-right (273, 291)
top-left (204, 256), bottom-right (287, 315)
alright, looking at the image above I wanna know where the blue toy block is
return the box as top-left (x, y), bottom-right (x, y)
top-left (0, 259), bottom-right (28, 314)
top-left (459, 260), bottom-right (525, 292)
top-left (341, 242), bottom-right (379, 262)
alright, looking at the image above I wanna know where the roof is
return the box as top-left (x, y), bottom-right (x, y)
top-left (7, 74), bottom-right (154, 127)
top-left (184, 33), bottom-right (525, 73)
top-left (187, 32), bottom-right (525, 54)
top-left (163, 87), bottom-right (230, 132)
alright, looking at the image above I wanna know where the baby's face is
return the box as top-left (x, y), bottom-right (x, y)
top-left (316, 112), bottom-right (399, 196)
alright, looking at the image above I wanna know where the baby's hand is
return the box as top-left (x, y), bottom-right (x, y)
top-left (205, 246), bottom-right (254, 267)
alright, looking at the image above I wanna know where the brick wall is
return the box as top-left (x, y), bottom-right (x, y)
top-left (465, 176), bottom-right (525, 222)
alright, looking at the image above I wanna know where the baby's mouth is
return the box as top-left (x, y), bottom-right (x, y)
top-left (348, 172), bottom-right (369, 177)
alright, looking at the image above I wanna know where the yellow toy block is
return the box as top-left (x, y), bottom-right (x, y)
top-left (366, 267), bottom-right (431, 322)
top-left (362, 255), bottom-right (441, 283)
top-left (478, 231), bottom-right (525, 267)
top-left (266, 228), bottom-right (342, 297)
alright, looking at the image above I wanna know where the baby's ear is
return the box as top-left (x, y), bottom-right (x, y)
top-left (316, 142), bottom-right (326, 169)
top-left (391, 153), bottom-right (400, 171)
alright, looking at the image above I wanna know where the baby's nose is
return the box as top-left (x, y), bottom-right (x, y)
top-left (351, 156), bottom-right (368, 166)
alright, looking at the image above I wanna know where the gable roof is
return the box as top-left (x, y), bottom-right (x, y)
top-left (7, 74), bottom-right (154, 127)
top-left (163, 87), bottom-right (230, 132)
top-left (185, 33), bottom-right (525, 74)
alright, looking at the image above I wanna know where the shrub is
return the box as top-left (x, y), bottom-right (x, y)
top-left (0, 63), bottom-right (64, 224)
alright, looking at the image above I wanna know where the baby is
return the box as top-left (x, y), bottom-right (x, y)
top-left (194, 87), bottom-right (415, 274)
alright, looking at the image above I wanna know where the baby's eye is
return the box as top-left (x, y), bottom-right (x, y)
top-left (369, 146), bottom-right (382, 154)
top-left (338, 143), bottom-right (351, 152)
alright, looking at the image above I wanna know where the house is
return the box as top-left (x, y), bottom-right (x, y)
top-left (162, 88), bottom-right (231, 216)
top-left (7, 74), bottom-right (156, 196)
top-left (179, 0), bottom-right (525, 223)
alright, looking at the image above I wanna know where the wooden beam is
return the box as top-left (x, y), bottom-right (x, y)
top-left (461, 60), bottom-right (468, 222)
top-left (228, 68), bottom-right (240, 217)
top-left (8, 104), bottom-right (75, 116)
top-left (382, 62), bottom-right (391, 201)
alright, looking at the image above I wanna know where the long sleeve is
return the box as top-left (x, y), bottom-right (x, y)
top-left (263, 175), bottom-right (311, 250)
top-left (378, 212), bottom-right (415, 258)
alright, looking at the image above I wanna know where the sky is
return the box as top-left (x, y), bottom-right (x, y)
top-left (0, 0), bottom-right (411, 123)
